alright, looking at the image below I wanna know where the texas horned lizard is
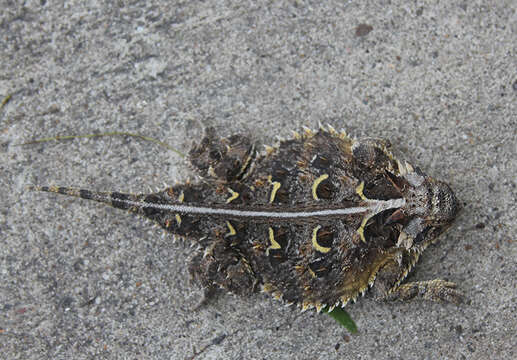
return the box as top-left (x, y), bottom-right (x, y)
top-left (30, 126), bottom-right (462, 312)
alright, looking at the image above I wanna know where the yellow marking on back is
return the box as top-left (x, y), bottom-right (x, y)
top-left (308, 267), bottom-right (317, 279)
top-left (357, 216), bottom-right (369, 243)
top-left (311, 173), bottom-right (329, 200)
top-left (175, 214), bottom-right (182, 226)
top-left (268, 175), bottom-right (282, 203)
top-left (178, 191), bottom-right (185, 203)
top-left (311, 225), bottom-right (331, 253)
top-left (225, 188), bottom-right (239, 203)
top-left (265, 227), bottom-right (281, 256)
top-left (356, 181), bottom-right (367, 200)
top-left (354, 181), bottom-right (371, 242)
top-left (225, 221), bottom-right (236, 236)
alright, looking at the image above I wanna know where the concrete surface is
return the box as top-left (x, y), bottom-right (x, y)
top-left (1, 1), bottom-right (516, 359)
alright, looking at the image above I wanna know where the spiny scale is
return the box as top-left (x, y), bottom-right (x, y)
top-left (30, 126), bottom-right (463, 312)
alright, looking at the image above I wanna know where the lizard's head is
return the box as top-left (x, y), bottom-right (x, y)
top-left (386, 162), bottom-right (461, 251)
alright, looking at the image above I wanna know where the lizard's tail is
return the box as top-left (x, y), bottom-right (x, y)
top-left (27, 185), bottom-right (142, 211)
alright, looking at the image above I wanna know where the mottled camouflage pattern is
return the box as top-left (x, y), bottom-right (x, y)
top-left (31, 126), bottom-right (462, 312)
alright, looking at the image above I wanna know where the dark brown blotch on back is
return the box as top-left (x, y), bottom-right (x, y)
top-left (363, 209), bottom-right (401, 247)
top-left (316, 178), bottom-right (335, 200)
top-left (309, 257), bottom-right (331, 278)
top-left (268, 227), bottom-right (289, 266)
top-left (271, 162), bottom-right (290, 180)
top-left (311, 154), bottom-right (330, 170)
top-left (181, 185), bottom-right (204, 203)
top-left (317, 226), bottom-right (335, 249)
top-left (225, 221), bottom-right (247, 246)
top-left (176, 214), bottom-right (201, 237)
top-left (225, 182), bottom-right (253, 205)
top-left (362, 175), bottom-right (402, 200)
top-left (271, 186), bottom-right (289, 203)
top-left (269, 162), bottom-right (293, 203)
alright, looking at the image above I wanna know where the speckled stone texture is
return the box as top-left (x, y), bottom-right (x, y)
top-left (1, 1), bottom-right (516, 359)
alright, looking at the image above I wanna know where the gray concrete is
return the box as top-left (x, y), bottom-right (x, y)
top-left (1, 1), bottom-right (516, 359)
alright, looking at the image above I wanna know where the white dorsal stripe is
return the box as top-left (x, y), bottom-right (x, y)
top-left (115, 197), bottom-right (406, 219)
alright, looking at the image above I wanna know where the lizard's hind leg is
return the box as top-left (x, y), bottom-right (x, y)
top-left (188, 127), bottom-right (256, 183)
top-left (188, 237), bottom-right (259, 306)
top-left (370, 253), bottom-right (463, 304)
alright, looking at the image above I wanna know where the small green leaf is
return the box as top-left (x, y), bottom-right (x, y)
top-left (322, 306), bottom-right (357, 333)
